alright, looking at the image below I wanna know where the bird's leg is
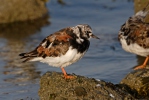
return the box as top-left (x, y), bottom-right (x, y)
top-left (61, 67), bottom-right (74, 79)
top-left (134, 56), bottom-right (149, 70)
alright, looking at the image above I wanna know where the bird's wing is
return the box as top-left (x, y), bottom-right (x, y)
top-left (19, 28), bottom-right (74, 62)
top-left (127, 23), bottom-right (149, 48)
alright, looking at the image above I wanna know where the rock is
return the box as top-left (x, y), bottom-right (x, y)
top-left (0, 0), bottom-right (48, 23)
top-left (38, 72), bottom-right (134, 100)
top-left (120, 66), bottom-right (149, 99)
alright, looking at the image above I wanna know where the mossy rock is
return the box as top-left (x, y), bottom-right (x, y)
top-left (120, 67), bottom-right (149, 99)
top-left (38, 72), bottom-right (134, 100)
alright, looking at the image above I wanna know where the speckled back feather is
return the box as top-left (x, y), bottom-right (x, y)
top-left (118, 3), bottom-right (149, 48)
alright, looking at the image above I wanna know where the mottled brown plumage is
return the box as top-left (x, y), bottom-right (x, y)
top-left (118, 3), bottom-right (149, 70)
top-left (19, 24), bottom-right (99, 79)
top-left (124, 22), bottom-right (149, 48)
top-left (20, 28), bottom-right (74, 62)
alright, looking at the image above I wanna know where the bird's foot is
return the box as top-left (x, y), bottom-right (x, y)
top-left (63, 74), bottom-right (76, 79)
top-left (134, 65), bottom-right (146, 70)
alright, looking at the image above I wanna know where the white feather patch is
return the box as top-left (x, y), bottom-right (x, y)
top-left (120, 38), bottom-right (149, 57)
top-left (41, 41), bottom-right (47, 46)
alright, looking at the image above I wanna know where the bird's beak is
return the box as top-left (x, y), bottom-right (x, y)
top-left (91, 34), bottom-right (100, 39)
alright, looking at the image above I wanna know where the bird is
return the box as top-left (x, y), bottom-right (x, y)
top-left (19, 24), bottom-right (99, 79)
top-left (118, 3), bottom-right (149, 70)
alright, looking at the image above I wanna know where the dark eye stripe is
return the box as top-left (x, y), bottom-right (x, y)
top-left (86, 31), bottom-right (90, 38)
top-left (78, 27), bottom-right (82, 34)
top-left (77, 27), bottom-right (84, 38)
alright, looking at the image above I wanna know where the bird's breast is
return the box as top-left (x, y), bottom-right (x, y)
top-left (120, 38), bottom-right (149, 57)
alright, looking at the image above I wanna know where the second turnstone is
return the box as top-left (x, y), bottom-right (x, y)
top-left (19, 24), bottom-right (99, 79)
top-left (118, 3), bottom-right (149, 70)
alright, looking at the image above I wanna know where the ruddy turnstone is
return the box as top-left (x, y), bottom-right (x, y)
top-left (118, 3), bottom-right (149, 70)
top-left (19, 24), bottom-right (99, 79)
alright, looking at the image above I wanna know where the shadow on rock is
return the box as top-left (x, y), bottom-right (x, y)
top-left (121, 67), bottom-right (149, 99)
top-left (0, 15), bottom-right (50, 41)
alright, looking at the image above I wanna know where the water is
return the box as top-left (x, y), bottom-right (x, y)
top-left (0, 0), bottom-right (138, 99)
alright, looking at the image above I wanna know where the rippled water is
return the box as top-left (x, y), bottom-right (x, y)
top-left (0, 0), bottom-right (139, 99)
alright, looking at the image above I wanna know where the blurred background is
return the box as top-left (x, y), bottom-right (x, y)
top-left (0, 0), bottom-right (148, 99)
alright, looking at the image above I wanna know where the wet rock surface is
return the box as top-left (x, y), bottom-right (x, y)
top-left (38, 72), bottom-right (134, 100)
top-left (0, 0), bottom-right (48, 23)
top-left (121, 66), bottom-right (149, 99)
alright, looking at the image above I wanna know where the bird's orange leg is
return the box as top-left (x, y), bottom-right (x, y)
top-left (61, 67), bottom-right (74, 79)
top-left (134, 56), bottom-right (149, 70)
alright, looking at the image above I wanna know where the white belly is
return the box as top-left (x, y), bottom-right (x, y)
top-left (30, 46), bottom-right (86, 67)
top-left (120, 39), bottom-right (149, 57)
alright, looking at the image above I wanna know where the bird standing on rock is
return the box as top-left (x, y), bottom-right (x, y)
top-left (118, 3), bottom-right (149, 70)
top-left (19, 24), bottom-right (99, 79)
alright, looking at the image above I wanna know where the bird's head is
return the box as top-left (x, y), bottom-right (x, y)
top-left (72, 24), bottom-right (99, 43)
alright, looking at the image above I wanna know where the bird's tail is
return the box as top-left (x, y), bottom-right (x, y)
top-left (134, 3), bottom-right (149, 20)
top-left (19, 50), bottom-right (38, 62)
